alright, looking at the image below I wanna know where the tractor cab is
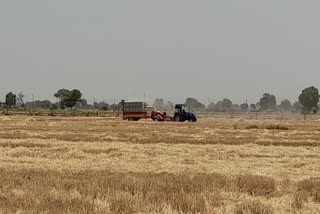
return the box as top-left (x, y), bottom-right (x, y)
top-left (175, 104), bottom-right (186, 113)
top-left (173, 104), bottom-right (197, 122)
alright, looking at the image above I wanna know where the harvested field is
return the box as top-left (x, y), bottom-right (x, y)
top-left (0, 116), bottom-right (320, 213)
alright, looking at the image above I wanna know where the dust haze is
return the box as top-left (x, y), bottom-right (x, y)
top-left (1, 1), bottom-right (320, 104)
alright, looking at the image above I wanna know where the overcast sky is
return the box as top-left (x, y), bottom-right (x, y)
top-left (1, 1), bottom-right (320, 105)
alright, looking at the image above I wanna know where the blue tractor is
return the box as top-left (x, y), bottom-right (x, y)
top-left (173, 104), bottom-right (197, 122)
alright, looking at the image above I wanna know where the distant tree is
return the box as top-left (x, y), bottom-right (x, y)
top-left (36, 100), bottom-right (52, 108)
top-left (17, 92), bottom-right (25, 108)
top-left (222, 98), bottom-right (233, 109)
top-left (93, 102), bottom-right (109, 110)
top-left (215, 98), bottom-right (233, 112)
top-left (280, 99), bottom-right (292, 112)
top-left (240, 103), bottom-right (249, 112)
top-left (153, 98), bottom-right (164, 111)
top-left (100, 103), bottom-right (109, 111)
top-left (65, 89), bottom-right (82, 109)
top-left (75, 98), bottom-right (89, 109)
top-left (54, 89), bottom-right (70, 108)
top-left (54, 89), bottom-right (82, 110)
top-left (80, 98), bottom-right (88, 106)
top-left (232, 104), bottom-right (241, 112)
top-left (185, 98), bottom-right (206, 112)
top-left (250, 104), bottom-right (257, 111)
top-left (256, 102), bottom-right (261, 110)
top-left (292, 101), bottom-right (303, 112)
top-left (164, 101), bottom-right (174, 112)
top-left (51, 103), bottom-right (59, 110)
top-left (206, 102), bottom-right (216, 112)
top-left (5, 92), bottom-right (17, 108)
top-left (93, 102), bottom-right (99, 109)
top-left (215, 102), bottom-right (223, 111)
top-left (299, 86), bottom-right (319, 114)
top-left (26, 100), bottom-right (52, 109)
top-left (260, 93), bottom-right (277, 111)
top-left (109, 103), bottom-right (120, 111)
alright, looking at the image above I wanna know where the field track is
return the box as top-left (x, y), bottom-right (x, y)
top-left (0, 116), bottom-right (319, 213)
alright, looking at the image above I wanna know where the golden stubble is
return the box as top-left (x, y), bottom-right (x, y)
top-left (0, 115), bottom-right (319, 213)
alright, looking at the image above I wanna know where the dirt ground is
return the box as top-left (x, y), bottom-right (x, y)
top-left (0, 116), bottom-right (319, 213)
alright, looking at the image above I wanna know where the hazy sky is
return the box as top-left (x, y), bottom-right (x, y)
top-left (1, 1), bottom-right (320, 105)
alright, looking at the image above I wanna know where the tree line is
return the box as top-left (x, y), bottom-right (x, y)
top-left (0, 89), bottom-right (120, 111)
top-left (0, 86), bottom-right (319, 114)
top-left (154, 86), bottom-right (319, 114)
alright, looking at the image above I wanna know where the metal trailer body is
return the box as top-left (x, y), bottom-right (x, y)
top-left (122, 102), bottom-right (151, 121)
top-left (123, 102), bottom-right (145, 112)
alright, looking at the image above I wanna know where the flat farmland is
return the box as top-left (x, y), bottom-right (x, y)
top-left (0, 116), bottom-right (319, 213)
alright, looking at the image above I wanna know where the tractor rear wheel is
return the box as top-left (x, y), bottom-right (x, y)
top-left (174, 115), bottom-right (181, 122)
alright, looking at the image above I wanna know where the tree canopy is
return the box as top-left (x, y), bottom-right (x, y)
top-left (185, 98), bottom-right (206, 112)
top-left (206, 102), bottom-right (216, 112)
top-left (215, 98), bottom-right (233, 112)
top-left (25, 100), bottom-right (52, 109)
top-left (5, 92), bottom-right (17, 108)
top-left (93, 101), bottom-right (109, 110)
top-left (280, 99), bottom-right (292, 112)
top-left (299, 86), bottom-right (319, 114)
top-left (54, 89), bottom-right (82, 109)
top-left (240, 103), bottom-right (249, 112)
top-left (292, 101), bottom-right (303, 112)
top-left (250, 104), bottom-right (257, 111)
top-left (260, 93), bottom-right (277, 111)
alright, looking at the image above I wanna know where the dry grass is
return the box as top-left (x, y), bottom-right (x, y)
top-left (264, 124), bottom-right (289, 130)
top-left (234, 175), bottom-right (276, 196)
top-left (245, 124), bottom-right (259, 129)
top-left (0, 169), bottom-right (280, 214)
top-left (234, 200), bottom-right (274, 214)
top-left (245, 124), bottom-right (289, 130)
top-left (292, 191), bottom-right (309, 209)
top-left (0, 116), bottom-right (319, 213)
top-left (297, 178), bottom-right (320, 204)
top-left (0, 169), bottom-right (225, 214)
